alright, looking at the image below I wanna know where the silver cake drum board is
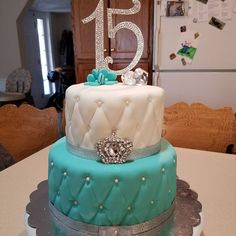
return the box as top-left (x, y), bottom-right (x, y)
top-left (25, 179), bottom-right (203, 236)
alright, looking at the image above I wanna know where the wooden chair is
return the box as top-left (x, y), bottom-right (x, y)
top-left (0, 104), bottom-right (59, 163)
top-left (163, 102), bottom-right (236, 153)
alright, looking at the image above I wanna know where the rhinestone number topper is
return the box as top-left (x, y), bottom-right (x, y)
top-left (82, 0), bottom-right (144, 75)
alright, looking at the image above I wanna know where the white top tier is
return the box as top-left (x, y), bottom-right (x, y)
top-left (65, 83), bottom-right (165, 151)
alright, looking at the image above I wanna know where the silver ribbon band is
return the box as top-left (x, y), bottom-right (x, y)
top-left (49, 201), bottom-right (175, 236)
top-left (66, 141), bottom-right (161, 161)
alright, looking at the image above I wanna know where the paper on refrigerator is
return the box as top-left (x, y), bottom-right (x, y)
top-left (175, 30), bottom-right (200, 65)
top-left (196, 0), bottom-right (233, 22)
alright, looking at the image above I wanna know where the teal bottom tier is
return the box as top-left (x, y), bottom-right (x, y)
top-left (48, 137), bottom-right (176, 226)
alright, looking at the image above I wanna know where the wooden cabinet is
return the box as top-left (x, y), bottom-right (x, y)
top-left (72, 0), bottom-right (153, 84)
top-left (109, 0), bottom-right (151, 61)
top-left (76, 62), bottom-right (95, 82)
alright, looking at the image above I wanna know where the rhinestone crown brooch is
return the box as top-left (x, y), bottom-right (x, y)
top-left (96, 131), bottom-right (133, 164)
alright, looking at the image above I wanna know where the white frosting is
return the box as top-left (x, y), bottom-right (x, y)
top-left (65, 83), bottom-right (165, 151)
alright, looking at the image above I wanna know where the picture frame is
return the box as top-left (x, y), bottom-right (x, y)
top-left (166, 1), bottom-right (186, 17)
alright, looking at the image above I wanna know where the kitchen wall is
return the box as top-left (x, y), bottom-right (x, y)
top-left (0, 0), bottom-right (28, 80)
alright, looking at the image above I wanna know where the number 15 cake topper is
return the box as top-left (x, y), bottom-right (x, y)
top-left (82, 0), bottom-right (144, 75)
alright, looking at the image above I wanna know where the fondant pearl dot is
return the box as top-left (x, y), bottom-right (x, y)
top-left (57, 191), bottom-right (60, 196)
top-left (126, 100), bottom-right (129, 105)
top-left (74, 200), bottom-right (78, 205)
top-left (86, 176), bottom-right (90, 182)
top-left (114, 178), bottom-right (119, 183)
top-left (63, 171), bottom-right (67, 176)
top-left (150, 200), bottom-right (154, 205)
top-left (127, 206), bottom-right (132, 211)
top-left (99, 204), bottom-right (104, 209)
top-left (169, 189), bottom-right (171, 193)
top-left (97, 101), bottom-right (103, 107)
top-left (173, 159), bottom-right (176, 163)
top-left (162, 167), bottom-right (165, 172)
top-left (141, 176), bottom-right (146, 181)
top-left (50, 162), bottom-right (54, 166)
top-left (87, 125), bottom-right (90, 132)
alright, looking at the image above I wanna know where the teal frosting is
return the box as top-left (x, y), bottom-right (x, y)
top-left (48, 138), bottom-right (176, 226)
top-left (84, 68), bottom-right (117, 86)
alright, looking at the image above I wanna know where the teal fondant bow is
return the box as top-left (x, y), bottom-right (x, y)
top-left (84, 68), bottom-right (117, 86)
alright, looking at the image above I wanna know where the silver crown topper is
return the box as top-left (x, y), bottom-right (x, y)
top-left (96, 131), bottom-right (133, 164)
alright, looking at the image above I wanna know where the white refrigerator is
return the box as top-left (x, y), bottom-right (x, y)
top-left (153, 0), bottom-right (236, 111)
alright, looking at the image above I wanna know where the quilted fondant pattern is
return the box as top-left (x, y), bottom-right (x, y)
top-left (48, 138), bottom-right (176, 226)
top-left (65, 84), bottom-right (165, 150)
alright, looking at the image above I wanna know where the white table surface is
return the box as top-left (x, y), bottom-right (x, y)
top-left (0, 145), bottom-right (236, 236)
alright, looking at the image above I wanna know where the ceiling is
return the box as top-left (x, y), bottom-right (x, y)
top-left (30, 0), bottom-right (71, 12)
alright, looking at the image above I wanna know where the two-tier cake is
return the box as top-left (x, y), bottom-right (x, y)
top-left (48, 81), bottom-right (177, 235)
